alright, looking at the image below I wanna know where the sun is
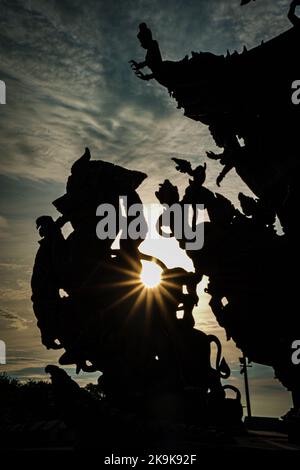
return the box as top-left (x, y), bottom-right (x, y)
top-left (140, 261), bottom-right (162, 288)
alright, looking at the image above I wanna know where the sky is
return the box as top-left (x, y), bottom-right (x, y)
top-left (0, 0), bottom-right (295, 417)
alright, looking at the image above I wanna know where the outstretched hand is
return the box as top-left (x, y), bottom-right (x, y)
top-left (129, 60), bottom-right (139, 71)
top-left (135, 70), bottom-right (151, 81)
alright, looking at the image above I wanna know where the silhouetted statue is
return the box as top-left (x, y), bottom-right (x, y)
top-left (172, 158), bottom-right (207, 186)
top-left (134, 4), bottom-right (300, 425)
top-left (129, 23), bottom-right (162, 82)
top-left (155, 156), bottom-right (300, 422)
top-left (133, 4), bottom-right (300, 232)
top-left (130, 23), bottom-right (191, 89)
top-left (32, 147), bottom-right (240, 445)
top-left (206, 133), bottom-right (242, 187)
top-left (30, 2), bottom-right (300, 449)
top-left (32, 148), bottom-right (149, 371)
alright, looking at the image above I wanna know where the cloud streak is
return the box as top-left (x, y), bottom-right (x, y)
top-left (0, 0), bottom-right (291, 193)
top-left (0, 307), bottom-right (30, 330)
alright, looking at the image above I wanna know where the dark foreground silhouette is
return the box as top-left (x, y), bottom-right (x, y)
top-left (132, 0), bottom-right (300, 400)
top-left (2, 372), bottom-right (298, 454)
top-left (26, 1), bottom-right (300, 453)
top-left (133, 0), bottom-right (300, 443)
top-left (131, 2), bottom-right (300, 413)
top-left (30, 148), bottom-right (245, 452)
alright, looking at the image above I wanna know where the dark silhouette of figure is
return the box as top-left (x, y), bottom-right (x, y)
top-left (29, 2), bottom-right (300, 450)
top-left (32, 148), bottom-right (240, 449)
top-left (172, 158), bottom-right (207, 186)
top-left (154, 156), bottom-right (300, 425)
top-left (135, 4), bottom-right (300, 430)
top-left (32, 148), bottom-right (149, 371)
top-left (133, 3), bottom-right (300, 228)
top-left (206, 131), bottom-right (242, 187)
top-left (129, 23), bottom-right (162, 82)
top-left (130, 23), bottom-right (190, 89)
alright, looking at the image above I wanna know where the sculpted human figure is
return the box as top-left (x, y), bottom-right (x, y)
top-left (129, 23), bottom-right (163, 82)
top-left (130, 22), bottom-right (190, 88)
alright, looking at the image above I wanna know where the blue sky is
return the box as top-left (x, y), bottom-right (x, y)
top-left (0, 0), bottom-right (295, 416)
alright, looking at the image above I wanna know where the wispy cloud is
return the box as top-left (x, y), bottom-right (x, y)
top-left (0, 307), bottom-right (30, 330)
top-left (0, 0), bottom-right (290, 194)
top-left (0, 215), bottom-right (9, 239)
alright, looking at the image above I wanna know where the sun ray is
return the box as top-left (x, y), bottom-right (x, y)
top-left (104, 282), bottom-right (144, 311)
